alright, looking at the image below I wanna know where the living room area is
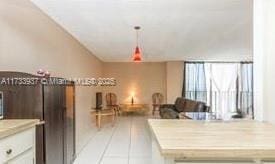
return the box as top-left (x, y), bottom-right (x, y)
top-left (74, 60), bottom-right (254, 164)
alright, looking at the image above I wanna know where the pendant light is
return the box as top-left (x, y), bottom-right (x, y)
top-left (132, 26), bottom-right (142, 62)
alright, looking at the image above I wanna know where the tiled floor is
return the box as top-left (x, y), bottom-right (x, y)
top-left (74, 116), bottom-right (152, 164)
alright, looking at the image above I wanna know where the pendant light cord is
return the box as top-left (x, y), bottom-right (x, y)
top-left (134, 26), bottom-right (141, 47)
top-left (136, 29), bottom-right (139, 47)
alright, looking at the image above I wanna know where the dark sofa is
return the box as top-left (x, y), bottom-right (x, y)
top-left (159, 97), bottom-right (208, 119)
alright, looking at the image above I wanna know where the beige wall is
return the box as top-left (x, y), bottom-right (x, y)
top-left (254, 0), bottom-right (275, 123)
top-left (0, 0), bottom-right (103, 153)
top-left (166, 61), bottom-right (184, 103)
top-left (102, 62), bottom-right (184, 109)
top-left (103, 62), bottom-right (167, 110)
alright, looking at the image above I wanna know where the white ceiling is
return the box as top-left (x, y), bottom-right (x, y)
top-left (30, 0), bottom-right (253, 62)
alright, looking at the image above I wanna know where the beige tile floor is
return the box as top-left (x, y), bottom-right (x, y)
top-left (74, 116), bottom-right (153, 164)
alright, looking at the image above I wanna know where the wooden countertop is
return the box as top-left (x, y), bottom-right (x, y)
top-left (0, 119), bottom-right (40, 139)
top-left (148, 119), bottom-right (275, 159)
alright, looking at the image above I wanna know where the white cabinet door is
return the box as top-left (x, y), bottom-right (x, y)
top-left (7, 149), bottom-right (34, 164)
top-left (0, 128), bottom-right (34, 162)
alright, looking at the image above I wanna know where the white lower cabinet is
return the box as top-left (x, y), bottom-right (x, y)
top-left (176, 161), bottom-right (275, 164)
top-left (7, 149), bottom-right (34, 164)
top-left (0, 127), bottom-right (35, 164)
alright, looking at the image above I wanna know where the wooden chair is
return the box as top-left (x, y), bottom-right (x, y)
top-left (106, 93), bottom-right (120, 115)
top-left (152, 93), bottom-right (164, 115)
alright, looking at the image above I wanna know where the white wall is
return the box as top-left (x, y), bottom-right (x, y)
top-left (0, 0), bottom-right (103, 153)
top-left (253, 0), bottom-right (275, 123)
top-left (166, 61), bottom-right (184, 103)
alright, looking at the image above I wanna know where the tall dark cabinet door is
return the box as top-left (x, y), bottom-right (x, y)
top-left (64, 85), bottom-right (75, 164)
top-left (44, 85), bottom-right (65, 164)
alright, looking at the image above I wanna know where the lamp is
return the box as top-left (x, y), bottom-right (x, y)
top-left (131, 96), bottom-right (134, 105)
top-left (133, 46), bottom-right (141, 62)
top-left (130, 91), bottom-right (135, 105)
top-left (132, 26), bottom-right (142, 62)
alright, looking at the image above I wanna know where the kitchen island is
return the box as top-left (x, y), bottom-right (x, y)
top-left (0, 119), bottom-right (40, 164)
top-left (148, 119), bottom-right (275, 164)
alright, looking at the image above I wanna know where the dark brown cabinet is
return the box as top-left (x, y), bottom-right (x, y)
top-left (0, 72), bottom-right (75, 164)
top-left (64, 86), bottom-right (76, 164)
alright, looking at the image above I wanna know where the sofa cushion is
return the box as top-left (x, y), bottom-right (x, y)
top-left (183, 99), bottom-right (198, 112)
top-left (183, 99), bottom-right (206, 112)
top-left (174, 97), bottom-right (185, 112)
top-left (160, 108), bottom-right (179, 119)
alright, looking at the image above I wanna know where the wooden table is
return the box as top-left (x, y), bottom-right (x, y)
top-left (148, 119), bottom-right (275, 164)
top-left (91, 109), bottom-right (116, 130)
top-left (119, 104), bottom-right (149, 115)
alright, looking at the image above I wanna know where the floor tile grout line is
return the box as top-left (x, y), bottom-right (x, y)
top-left (98, 121), bottom-right (119, 164)
top-left (75, 127), bottom-right (100, 157)
top-left (74, 116), bottom-right (152, 164)
top-left (127, 116), bottom-right (134, 164)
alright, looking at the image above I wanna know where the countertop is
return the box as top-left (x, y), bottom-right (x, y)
top-left (148, 119), bottom-right (275, 159)
top-left (0, 119), bottom-right (40, 139)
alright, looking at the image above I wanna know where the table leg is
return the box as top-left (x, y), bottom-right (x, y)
top-left (98, 114), bottom-right (101, 130)
top-left (115, 107), bottom-right (118, 116)
top-left (95, 115), bottom-right (98, 128)
top-left (112, 112), bottom-right (115, 127)
top-left (116, 107), bottom-right (119, 116)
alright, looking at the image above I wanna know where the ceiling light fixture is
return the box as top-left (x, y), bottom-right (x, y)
top-left (132, 26), bottom-right (142, 62)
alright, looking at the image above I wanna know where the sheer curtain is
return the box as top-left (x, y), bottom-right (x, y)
top-left (239, 63), bottom-right (253, 118)
top-left (205, 63), bottom-right (239, 120)
top-left (183, 63), bottom-right (207, 120)
top-left (184, 63), bottom-right (207, 102)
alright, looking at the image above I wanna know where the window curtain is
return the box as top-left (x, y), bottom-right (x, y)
top-left (183, 63), bottom-right (207, 102)
top-left (205, 63), bottom-right (239, 120)
top-left (239, 63), bottom-right (253, 118)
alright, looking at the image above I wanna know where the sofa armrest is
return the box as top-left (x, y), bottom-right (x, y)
top-left (159, 108), bottom-right (179, 119)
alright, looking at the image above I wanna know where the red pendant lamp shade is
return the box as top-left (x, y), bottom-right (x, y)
top-left (132, 26), bottom-right (142, 62)
top-left (133, 46), bottom-right (142, 62)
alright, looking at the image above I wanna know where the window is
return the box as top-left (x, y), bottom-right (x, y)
top-left (183, 62), bottom-right (253, 120)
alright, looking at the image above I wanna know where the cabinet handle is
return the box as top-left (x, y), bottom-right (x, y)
top-left (6, 149), bottom-right (12, 155)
